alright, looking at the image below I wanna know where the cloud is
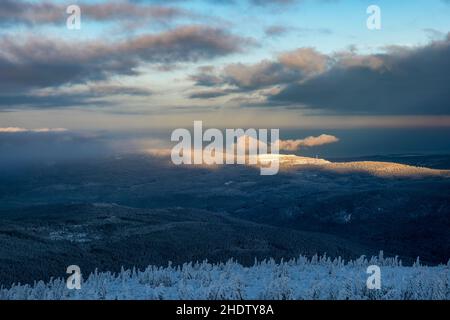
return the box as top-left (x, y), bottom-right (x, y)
top-left (423, 28), bottom-right (446, 41)
top-left (271, 35), bottom-right (450, 115)
top-left (264, 25), bottom-right (332, 38)
top-left (190, 48), bottom-right (326, 91)
top-left (190, 66), bottom-right (224, 87)
top-left (222, 60), bottom-right (302, 90)
top-left (278, 134), bottom-right (339, 151)
top-left (83, 85), bottom-right (153, 97)
top-left (0, 127), bottom-right (66, 133)
top-left (0, 25), bottom-right (253, 109)
top-left (0, 26), bottom-right (251, 91)
top-left (0, 127), bottom-right (67, 133)
top-left (189, 89), bottom-right (236, 99)
top-left (0, 0), bottom-right (190, 26)
top-left (264, 25), bottom-right (291, 37)
top-left (0, 85), bottom-right (152, 109)
top-left (192, 34), bottom-right (450, 116)
top-left (0, 0), bottom-right (61, 26)
top-left (123, 25), bottom-right (252, 63)
top-left (278, 48), bottom-right (329, 74)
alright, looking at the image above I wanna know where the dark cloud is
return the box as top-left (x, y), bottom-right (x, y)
top-left (0, 36), bottom-right (137, 93)
top-left (0, 85), bottom-right (152, 109)
top-left (0, 93), bottom-right (96, 109)
top-left (0, 0), bottom-right (62, 26)
top-left (190, 66), bottom-right (224, 87)
top-left (0, 25), bottom-right (253, 108)
top-left (271, 35), bottom-right (450, 115)
top-left (84, 85), bottom-right (153, 97)
top-left (191, 35), bottom-right (450, 116)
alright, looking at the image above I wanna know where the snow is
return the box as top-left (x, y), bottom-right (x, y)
top-left (273, 155), bottom-right (450, 177)
top-left (1, 253), bottom-right (448, 300)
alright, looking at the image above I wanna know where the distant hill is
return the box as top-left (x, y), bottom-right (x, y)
top-left (264, 154), bottom-right (450, 177)
top-left (0, 204), bottom-right (368, 286)
top-left (0, 153), bottom-right (449, 286)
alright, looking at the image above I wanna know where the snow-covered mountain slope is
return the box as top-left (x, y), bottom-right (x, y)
top-left (270, 154), bottom-right (450, 177)
top-left (144, 150), bottom-right (450, 177)
top-left (2, 253), bottom-right (449, 300)
top-left (259, 154), bottom-right (331, 165)
top-left (324, 160), bottom-right (450, 177)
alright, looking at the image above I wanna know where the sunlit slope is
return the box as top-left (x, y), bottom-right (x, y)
top-left (269, 154), bottom-right (450, 177)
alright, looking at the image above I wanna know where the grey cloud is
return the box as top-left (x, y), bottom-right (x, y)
top-left (264, 25), bottom-right (290, 37)
top-left (82, 2), bottom-right (187, 22)
top-left (0, 127), bottom-right (67, 133)
top-left (190, 47), bottom-right (328, 91)
top-left (0, 93), bottom-right (98, 109)
top-left (222, 61), bottom-right (302, 90)
top-left (190, 35), bottom-right (450, 116)
top-left (278, 48), bottom-right (329, 74)
top-left (121, 26), bottom-right (253, 63)
top-left (423, 28), bottom-right (447, 41)
top-left (0, 25), bottom-right (252, 107)
top-left (84, 85), bottom-right (153, 97)
top-left (265, 25), bottom-right (332, 38)
top-left (0, 0), bottom-right (189, 26)
top-left (0, 0), bottom-right (62, 26)
top-left (189, 88), bottom-right (239, 99)
top-left (271, 35), bottom-right (450, 115)
top-left (0, 85), bottom-right (152, 109)
top-left (0, 36), bottom-right (137, 92)
top-left (190, 66), bottom-right (224, 87)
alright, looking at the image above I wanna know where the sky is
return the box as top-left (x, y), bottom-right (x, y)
top-left (0, 0), bottom-right (450, 158)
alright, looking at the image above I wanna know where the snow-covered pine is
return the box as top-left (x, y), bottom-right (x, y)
top-left (0, 253), bottom-right (448, 300)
